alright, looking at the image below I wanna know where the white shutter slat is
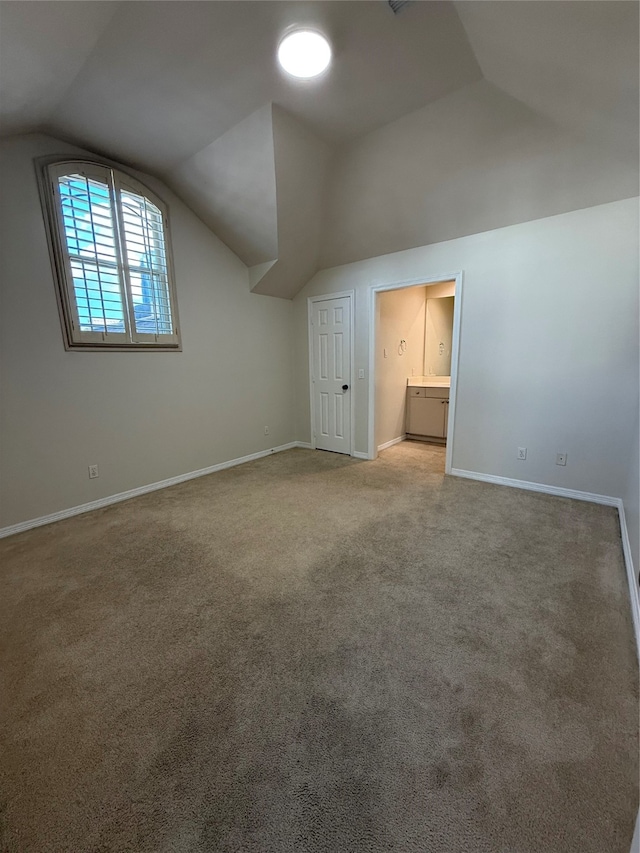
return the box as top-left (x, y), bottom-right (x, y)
top-left (118, 186), bottom-right (175, 338)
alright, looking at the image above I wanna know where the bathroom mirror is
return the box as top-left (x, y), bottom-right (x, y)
top-left (424, 296), bottom-right (454, 376)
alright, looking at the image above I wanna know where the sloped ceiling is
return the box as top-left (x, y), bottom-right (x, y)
top-left (0, 1), bottom-right (637, 298)
top-left (455, 0), bottom-right (639, 161)
top-left (0, 1), bottom-right (118, 135)
top-left (320, 78), bottom-right (639, 268)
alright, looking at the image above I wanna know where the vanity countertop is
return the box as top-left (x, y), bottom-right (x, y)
top-left (407, 376), bottom-right (451, 389)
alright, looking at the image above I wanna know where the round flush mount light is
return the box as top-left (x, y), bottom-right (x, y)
top-left (277, 29), bottom-right (332, 79)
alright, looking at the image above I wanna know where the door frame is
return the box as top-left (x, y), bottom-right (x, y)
top-left (367, 271), bottom-right (464, 474)
top-left (308, 290), bottom-right (356, 456)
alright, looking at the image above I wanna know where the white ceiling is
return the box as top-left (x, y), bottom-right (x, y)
top-left (0, 0), bottom-right (637, 298)
top-left (0, 2), bottom-right (118, 136)
top-left (456, 1), bottom-right (639, 161)
top-left (1, 1), bottom-right (483, 170)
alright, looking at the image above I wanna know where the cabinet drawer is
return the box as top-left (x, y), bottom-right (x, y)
top-left (424, 386), bottom-right (449, 399)
top-left (406, 386), bottom-right (449, 399)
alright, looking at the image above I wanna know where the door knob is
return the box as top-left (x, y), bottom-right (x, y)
top-left (342, 384), bottom-right (349, 391)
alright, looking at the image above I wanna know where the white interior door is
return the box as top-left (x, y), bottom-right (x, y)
top-left (311, 295), bottom-right (352, 454)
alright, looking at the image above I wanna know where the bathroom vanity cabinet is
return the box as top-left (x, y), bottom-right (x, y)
top-left (406, 385), bottom-right (449, 441)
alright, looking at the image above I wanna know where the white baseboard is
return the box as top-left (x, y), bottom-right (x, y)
top-left (451, 467), bottom-right (640, 658)
top-left (296, 442), bottom-right (364, 458)
top-left (617, 499), bottom-right (640, 658)
top-left (631, 809), bottom-right (640, 853)
top-left (450, 468), bottom-right (619, 505)
top-left (377, 435), bottom-right (406, 452)
top-left (0, 442), bottom-right (307, 539)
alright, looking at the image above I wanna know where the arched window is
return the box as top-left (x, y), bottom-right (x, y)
top-left (39, 160), bottom-right (181, 350)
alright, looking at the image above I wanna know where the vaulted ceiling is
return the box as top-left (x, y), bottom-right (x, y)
top-left (1, 1), bottom-right (638, 298)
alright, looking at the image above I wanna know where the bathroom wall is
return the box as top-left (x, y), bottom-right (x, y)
top-left (375, 286), bottom-right (427, 448)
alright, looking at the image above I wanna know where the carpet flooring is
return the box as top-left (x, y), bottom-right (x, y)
top-left (1, 442), bottom-right (637, 853)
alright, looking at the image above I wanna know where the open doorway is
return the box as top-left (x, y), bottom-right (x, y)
top-left (367, 273), bottom-right (463, 473)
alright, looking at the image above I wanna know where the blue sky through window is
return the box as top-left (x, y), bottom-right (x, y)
top-left (59, 175), bottom-right (123, 333)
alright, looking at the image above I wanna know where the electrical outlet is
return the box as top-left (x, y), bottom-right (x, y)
top-left (88, 464), bottom-right (99, 479)
top-left (264, 426), bottom-right (269, 435)
top-left (556, 452), bottom-right (567, 466)
top-left (517, 447), bottom-right (527, 461)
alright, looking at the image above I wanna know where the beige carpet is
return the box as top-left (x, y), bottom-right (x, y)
top-left (1, 442), bottom-right (637, 852)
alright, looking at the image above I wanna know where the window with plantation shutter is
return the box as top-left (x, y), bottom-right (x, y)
top-left (39, 159), bottom-right (181, 350)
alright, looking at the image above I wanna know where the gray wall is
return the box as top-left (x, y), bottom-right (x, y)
top-left (295, 198), bottom-right (639, 520)
top-left (0, 134), bottom-right (294, 528)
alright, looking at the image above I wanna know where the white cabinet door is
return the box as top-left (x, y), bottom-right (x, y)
top-left (407, 397), bottom-right (447, 437)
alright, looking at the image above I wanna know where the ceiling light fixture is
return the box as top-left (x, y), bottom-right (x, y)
top-left (277, 29), bottom-right (332, 79)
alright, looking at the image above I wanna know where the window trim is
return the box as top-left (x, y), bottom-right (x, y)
top-left (36, 156), bottom-right (182, 352)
